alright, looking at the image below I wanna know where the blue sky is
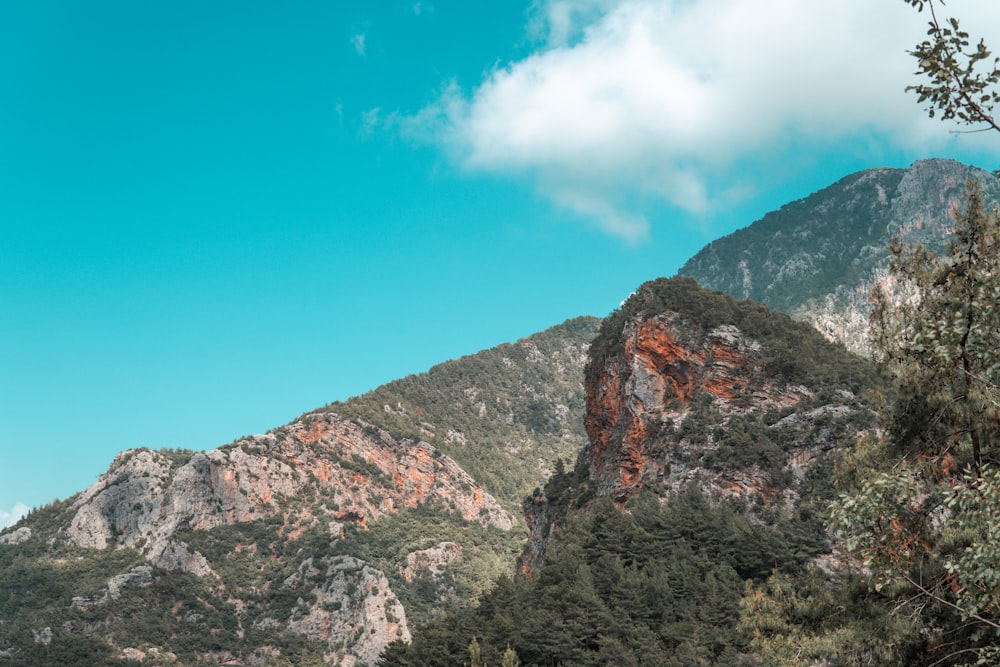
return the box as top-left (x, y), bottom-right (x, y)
top-left (4, 0), bottom-right (1000, 526)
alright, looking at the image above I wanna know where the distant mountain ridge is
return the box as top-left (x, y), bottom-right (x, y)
top-left (679, 158), bottom-right (1000, 351)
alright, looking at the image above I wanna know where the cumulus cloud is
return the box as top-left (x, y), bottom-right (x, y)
top-left (0, 502), bottom-right (29, 530)
top-left (407, 0), bottom-right (1000, 241)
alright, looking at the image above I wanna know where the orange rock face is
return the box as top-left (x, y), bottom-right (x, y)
top-left (584, 313), bottom-right (805, 501)
top-left (66, 411), bottom-right (514, 564)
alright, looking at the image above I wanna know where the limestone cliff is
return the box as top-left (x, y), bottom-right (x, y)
top-left (521, 277), bottom-right (879, 571)
top-left (67, 411), bottom-right (512, 572)
top-left (24, 411), bottom-right (515, 667)
top-left (1, 319), bottom-right (601, 667)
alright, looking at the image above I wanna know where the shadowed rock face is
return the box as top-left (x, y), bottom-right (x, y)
top-left (584, 312), bottom-right (807, 501)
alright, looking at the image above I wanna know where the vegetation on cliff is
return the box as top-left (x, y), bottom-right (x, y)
top-left (327, 316), bottom-right (598, 510)
top-left (0, 319), bottom-right (597, 666)
top-left (383, 278), bottom-right (882, 666)
top-left (588, 276), bottom-right (878, 397)
top-left (744, 181), bottom-right (1000, 666)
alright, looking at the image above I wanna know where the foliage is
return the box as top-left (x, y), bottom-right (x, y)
top-left (740, 566), bottom-right (925, 667)
top-left (380, 486), bottom-right (828, 667)
top-left (870, 181), bottom-right (1000, 471)
top-left (322, 316), bottom-right (599, 510)
top-left (742, 4), bottom-right (1000, 662)
top-left (791, 184), bottom-right (1000, 665)
top-left (904, 0), bottom-right (1000, 134)
top-left (329, 505), bottom-right (523, 621)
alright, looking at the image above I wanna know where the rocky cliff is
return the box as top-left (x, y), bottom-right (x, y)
top-left (521, 277), bottom-right (879, 571)
top-left (584, 314), bottom-right (806, 500)
top-left (679, 158), bottom-right (1000, 352)
top-left (20, 411), bottom-right (510, 666)
top-left (67, 411), bottom-right (513, 572)
top-left (0, 319), bottom-right (594, 667)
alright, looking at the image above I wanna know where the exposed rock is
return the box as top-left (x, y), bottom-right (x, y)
top-left (521, 278), bottom-right (876, 572)
top-left (400, 542), bottom-right (462, 583)
top-left (585, 313), bottom-right (807, 500)
top-left (281, 555), bottom-right (410, 666)
top-left (120, 647), bottom-right (146, 662)
top-left (55, 411), bottom-right (511, 663)
top-left (150, 539), bottom-right (215, 578)
top-left (520, 489), bottom-right (559, 575)
top-left (69, 565), bottom-right (156, 612)
top-left (31, 627), bottom-right (51, 646)
top-left (68, 448), bottom-right (173, 550)
top-left (0, 527), bottom-right (30, 545)
top-left (680, 158), bottom-right (1000, 352)
top-left (66, 413), bottom-right (513, 567)
top-left (106, 565), bottom-right (154, 599)
top-left (1, 317), bottom-right (600, 665)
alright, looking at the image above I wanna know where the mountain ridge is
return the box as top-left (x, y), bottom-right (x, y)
top-left (679, 158), bottom-right (1000, 351)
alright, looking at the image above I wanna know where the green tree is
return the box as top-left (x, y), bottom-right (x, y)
top-left (469, 636), bottom-right (482, 667)
top-left (743, 4), bottom-right (1000, 662)
top-left (904, 0), bottom-right (1000, 134)
top-left (869, 181), bottom-right (1000, 473)
top-left (827, 183), bottom-right (1000, 665)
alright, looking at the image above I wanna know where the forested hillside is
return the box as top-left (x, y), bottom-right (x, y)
top-left (381, 278), bottom-right (883, 666)
top-left (0, 319), bottom-right (597, 666)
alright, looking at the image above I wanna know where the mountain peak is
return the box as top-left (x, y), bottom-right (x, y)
top-left (679, 159), bottom-right (1000, 351)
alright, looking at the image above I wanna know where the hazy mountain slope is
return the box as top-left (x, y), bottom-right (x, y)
top-left (679, 158), bottom-right (1000, 351)
top-left (0, 318), bottom-right (597, 667)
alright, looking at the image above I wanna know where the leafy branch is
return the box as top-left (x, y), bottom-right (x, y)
top-left (904, 0), bottom-right (1000, 134)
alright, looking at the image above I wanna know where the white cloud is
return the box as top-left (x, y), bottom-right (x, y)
top-left (0, 502), bottom-right (29, 530)
top-left (351, 32), bottom-right (367, 56)
top-left (408, 0), bottom-right (1000, 241)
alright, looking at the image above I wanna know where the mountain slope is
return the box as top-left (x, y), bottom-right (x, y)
top-left (0, 318), bottom-right (597, 667)
top-left (679, 158), bottom-right (1000, 351)
top-left (382, 277), bottom-right (882, 666)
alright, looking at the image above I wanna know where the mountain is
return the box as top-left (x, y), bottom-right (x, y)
top-left (0, 317), bottom-right (597, 667)
top-left (4, 159), bottom-right (992, 666)
top-left (382, 277), bottom-right (882, 666)
top-left (679, 158), bottom-right (1000, 351)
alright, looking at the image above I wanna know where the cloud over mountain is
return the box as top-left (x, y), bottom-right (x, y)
top-left (406, 0), bottom-right (1000, 241)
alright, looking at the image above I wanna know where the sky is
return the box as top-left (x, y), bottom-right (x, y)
top-left (4, 0), bottom-right (1000, 528)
